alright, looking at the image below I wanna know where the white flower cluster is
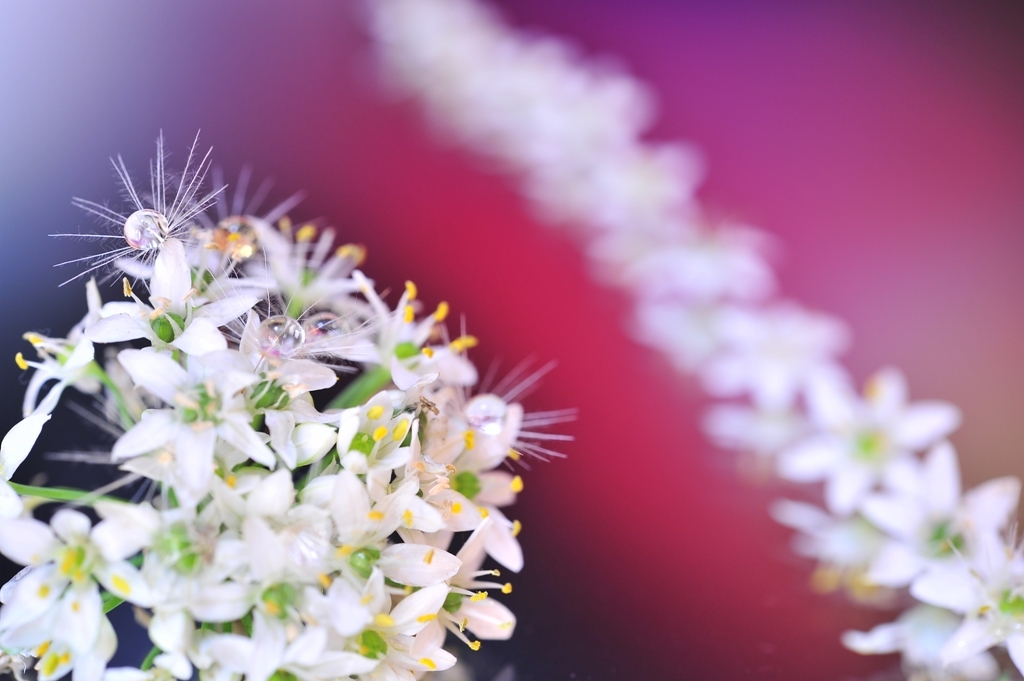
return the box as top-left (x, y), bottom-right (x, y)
top-left (0, 134), bottom-right (566, 681)
top-left (368, 1), bottom-right (1024, 678)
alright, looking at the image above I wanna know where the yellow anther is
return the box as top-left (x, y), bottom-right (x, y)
top-left (111, 575), bottom-right (131, 595)
top-left (336, 243), bottom-right (367, 265)
top-left (507, 449), bottom-right (521, 461)
top-left (511, 475), bottom-right (524, 493)
top-left (122, 278), bottom-right (133, 297)
top-left (423, 548), bottom-right (435, 565)
top-left (434, 301), bottom-right (449, 322)
top-left (23, 333), bottom-right (43, 346)
top-left (392, 419), bottom-right (410, 442)
top-left (14, 353), bottom-right (27, 370)
top-left (511, 520), bottom-right (522, 537)
top-left (404, 585), bottom-right (414, 595)
top-left (225, 474), bottom-right (237, 488)
top-left (499, 621), bottom-right (514, 629)
top-left (278, 216), bottom-right (293, 234)
top-left (478, 507), bottom-right (490, 519)
top-left (404, 281), bottom-right (418, 301)
top-left (367, 511), bottom-right (384, 521)
top-left (402, 509), bottom-right (414, 527)
top-left (295, 224), bottom-right (317, 243)
top-left (459, 618), bottom-right (468, 632)
top-left (451, 502), bottom-right (463, 514)
top-left (468, 641), bottom-right (481, 651)
top-left (317, 573), bottom-right (332, 589)
top-left (34, 642), bottom-right (50, 658)
top-left (41, 653), bottom-right (59, 677)
top-left (403, 305), bottom-right (415, 324)
top-left (501, 583), bottom-right (513, 594)
top-left (470, 591), bottom-right (488, 602)
top-left (421, 346), bottom-right (435, 358)
top-left (72, 569), bottom-right (85, 583)
top-left (366, 405), bottom-right (385, 420)
top-left (416, 613), bottom-right (437, 623)
top-left (419, 658), bottom-right (437, 670)
top-left (449, 335), bottom-right (478, 353)
top-left (71, 601), bottom-right (81, 613)
top-left (464, 431), bottom-right (475, 451)
top-left (372, 426), bottom-right (388, 442)
top-left (360, 594), bottom-right (373, 605)
top-left (37, 584), bottom-right (50, 599)
top-left (374, 613), bottom-right (395, 628)
top-left (263, 600), bottom-right (281, 617)
top-left (59, 550), bottom-right (76, 576)
top-left (57, 652), bottom-right (70, 665)
top-left (490, 569), bottom-right (501, 577)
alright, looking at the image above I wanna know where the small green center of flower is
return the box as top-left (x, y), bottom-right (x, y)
top-left (181, 383), bottom-right (220, 423)
top-left (252, 378), bottom-right (290, 411)
top-left (999, 590), bottom-right (1024, 618)
top-left (442, 591), bottom-right (464, 614)
top-left (156, 524), bottom-right (201, 573)
top-left (151, 312), bottom-right (186, 344)
top-left (853, 430), bottom-right (887, 462)
top-left (359, 630), bottom-right (388, 659)
top-left (450, 471), bottom-right (482, 501)
top-left (349, 432), bottom-right (375, 456)
top-left (394, 342), bottom-right (419, 359)
top-left (261, 583), bottom-right (297, 619)
top-left (57, 545), bottom-right (90, 582)
top-left (348, 547), bottom-right (381, 579)
top-left (268, 671), bottom-right (298, 681)
top-left (928, 521), bottom-right (965, 557)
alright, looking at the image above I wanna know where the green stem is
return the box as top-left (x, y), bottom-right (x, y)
top-left (102, 593), bottom-right (124, 614)
top-left (140, 645), bottom-right (161, 671)
top-left (328, 366), bottom-right (391, 409)
top-left (9, 483), bottom-right (124, 505)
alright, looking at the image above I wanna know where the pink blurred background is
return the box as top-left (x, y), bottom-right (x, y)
top-left (1, 1), bottom-right (1023, 678)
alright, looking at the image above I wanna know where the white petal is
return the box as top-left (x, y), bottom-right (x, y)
top-left (0, 413), bottom-right (51, 480)
top-left (777, 438), bottom-right (838, 482)
top-left (327, 579), bottom-right (372, 636)
top-left (894, 402), bottom-right (961, 449)
top-left (1006, 633), bottom-right (1024, 678)
top-left (148, 609), bottom-right (194, 654)
top-left (910, 567), bottom-right (977, 613)
top-left (150, 239), bottom-right (191, 309)
top-left (961, 477), bottom-right (1020, 534)
top-left (941, 618), bottom-right (998, 666)
top-left (118, 349), bottom-right (189, 403)
top-left (0, 518), bottom-right (58, 565)
top-left (841, 622), bottom-right (903, 654)
top-left (336, 409), bottom-right (360, 453)
top-left (55, 585), bottom-right (101, 653)
top-left (805, 372), bottom-right (857, 431)
top-left (330, 471), bottom-right (371, 540)
top-left (188, 582), bottom-right (253, 622)
top-left (824, 464), bottom-right (874, 515)
top-left (461, 598), bottom-right (516, 640)
top-left (860, 494), bottom-right (925, 540)
top-left (865, 368), bottom-right (907, 421)
top-left (482, 507), bottom-right (523, 573)
top-left (0, 481), bottom-right (23, 519)
top-left (264, 410), bottom-right (297, 470)
top-left (196, 295), bottom-right (259, 327)
top-left (174, 425), bottom-right (216, 502)
top-left (387, 582), bottom-right (449, 635)
top-left (924, 441), bottom-right (961, 516)
top-left (51, 508), bottom-right (92, 542)
top-left (217, 418), bottom-right (275, 468)
top-left (94, 561), bottom-right (152, 607)
top-left (378, 544), bottom-right (460, 587)
top-left (171, 318), bottom-right (227, 356)
top-left (245, 469), bottom-right (295, 518)
top-left (769, 499), bottom-right (830, 532)
top-left (866, 541), bottom-right (923, 588)
top-left (111, 411), bottom-right (176, 461)
top-left (85, 315), bottom-right (147, 344)
top-left (292, 423), bottom-right (336, 467)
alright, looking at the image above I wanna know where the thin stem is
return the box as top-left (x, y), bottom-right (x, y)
top-left (9, 482), bottom-right (124, 506)
top-left (140, 645), bottom-right (161, 671)
top-left (328, 365), bottom-right (391, 409)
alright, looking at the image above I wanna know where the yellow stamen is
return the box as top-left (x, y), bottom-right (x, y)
top-left (421, 346), bottom-right (435, 358)
top-left (392, 419), bottom-right (410, 442)
top-left (23, 333), bottom-right (43, 346)
top-left (512, 520), bottom-right (522, 537)
top-left (459, 618), bottom-right (467, 632)
top-left (511, 475), bottom-right (524, 493)
top-left (451, 502), bottom-right (463, 514)
top-left (336, 544), bottom-right (353, 557)
top-left (366, 405), bottom-right (385, 420)
top-left (122, 278), bottom-right (133, 297)
top-left (501, 583), bottom-right (513, 594)
top-left (402, 509), bottom-right (414, 527)
top-left (263, 600), bottom-right (281, 617)
top-left (367, 511), bottom-right (384, 521)
top-left (423, 548), bottom-right (435, 565)
top-left (37, 585), bottom-right (50, 599)
top-left (59, 550), bottom-right (76, 576)
top-left (40, 653), bottom-right (59, 677)
top-left (372, 426), bottom-right (388, 442)
top-left (449, 335), bottom-right (478, 353)
top-left (225, 474), bottom-right (237, 488)
top-left (360, 594), bottom-right (373, 605)
top-left (111, 575), bottom-right (131, 595)
top-left (404, 281), bottom-right (418, 301)
top-left (71, 601), bottom-right (80, 613)
top-left (403, 305), bottom-right (415, 323)
top-left (58, 653), bottom-right (71, 666)
top-left (434, 301), bottom-right (449, 322)
top-left (490, 569), bottom-right (501, 577)
top-left (295, 224), bottom-right (317, 243)
top-left (336, 243), bottom-right (367, 265)
top-left (507, 449), bottom-right (521, 461)
top-left (419, 658), bottom-right (437, 670)
top-left (468, 641), bottom-right (481, 651)
top-left (416, 613), bottom-right (437, 623)
top-left (374, 613), bottom-right (394, 628)
top-left (14, 353), bottom-right (27, 370)
top-left (317, 573), bottom-right (332, 589)
top-left (470, 591), bottom-right (488, 602)
top-left (34, 642), bottom-right (50, 658)
top-left (478, 507), bottom-right (490, 519)
top-left (464, 430), bottom-right (475, 450)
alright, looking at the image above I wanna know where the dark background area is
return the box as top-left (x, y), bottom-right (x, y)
top-left (1, 1), bottom-right (1023, 679)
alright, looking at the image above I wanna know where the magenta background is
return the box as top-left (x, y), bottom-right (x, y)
top-left (1, 1), bottom-right (1023, 679)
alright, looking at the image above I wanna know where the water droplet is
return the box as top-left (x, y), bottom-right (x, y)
top-left (257, 315), bottom-right (305, 359)
top-left (302, 311), bottom-right (343, 339)
top-left (214, 215), bottom-right (259, 259)
top-left (123, 210), bottom-right (169, 250)
top-left (466, 394), bottom-right (507, 436)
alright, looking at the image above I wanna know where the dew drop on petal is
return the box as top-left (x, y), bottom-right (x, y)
top-left (257, 315), bottom-right (305, 359)
top-left (466, 394), bottom-right (507, 436)
top-left (302, 311), bottom-right (343, 340)
top-left (123, 209), bottom-right (169, 251)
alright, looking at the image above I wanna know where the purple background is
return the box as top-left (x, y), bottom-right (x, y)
top-left (0, 1), bottom-right (1023, 679)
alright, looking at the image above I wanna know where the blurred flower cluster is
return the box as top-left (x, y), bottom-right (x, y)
top-left (369, 0), bottom-right (1024, 678)
top-left (0, 133), bottom-right (568, 681)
